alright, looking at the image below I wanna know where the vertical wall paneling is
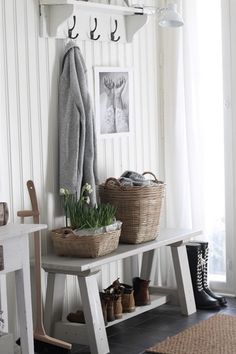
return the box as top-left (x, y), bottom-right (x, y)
top-left (133, 34), bottom-right (143, 172)
top-left (0, 2), bottom-right (16, 333)
top-left (148, 15), bottom-right (160, 173)
top-left (16, 0), bottom-right (32, 205)
top-left (126, 42), bottom-right (136, 171)
top-left (4, 0), bottom-right (21, 221)
top-left (139, 26), bottom-right (150, 170)
top-left (0, 0), bottom-right (161, 336)
top-left (0, 1), bottom-right (12, 209)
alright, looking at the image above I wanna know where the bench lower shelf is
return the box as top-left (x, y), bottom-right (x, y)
top-left (54, 291), bottom-right (170, 345)
top-left (42, 229), bottom-right (199, 353)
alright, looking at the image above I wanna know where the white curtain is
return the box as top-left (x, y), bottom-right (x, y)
top-left (163, 1), bottom-right (203, 230)
top-left (159, 0), bottom-right (225, 286)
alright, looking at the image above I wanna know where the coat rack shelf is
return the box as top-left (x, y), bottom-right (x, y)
top-left (39, 0), bottom-right (148, 42)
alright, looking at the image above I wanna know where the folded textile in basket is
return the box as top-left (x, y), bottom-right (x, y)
top-left (73, 220), bottom-right (122, 236)
top-left (119, 171), bottom-right (151, 186)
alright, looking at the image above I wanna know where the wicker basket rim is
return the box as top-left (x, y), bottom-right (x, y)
top-left (52, 228), bottom-right (121, 240)
top-left (100, 180), bottom-right (166, 191)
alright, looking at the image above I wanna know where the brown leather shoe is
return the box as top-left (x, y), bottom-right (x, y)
top-left (114, 294), bottom-right (123, 319)
top-left (133, 277), bottom-right (151, 306)
top-left (122, 290), bottom-right (135, 313)
top-left (107, 295), bottom-right (115, 322)
top-left (105, 279), bottom-right (136, 313)
top-left (104, 278), bottom-right (122, 293)
top-left (100, 292), bottom-right (109, 325)
top-left (67, 310), bottom-right (85, 323)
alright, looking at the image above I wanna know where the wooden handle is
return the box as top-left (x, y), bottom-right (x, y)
top-left (25, 181), bottom-right (43, 333)
top-left (17, 180), bottom-right (40, 219)
top-left (27, 180), bottom-right (39, 222)
top-left (17, 210), bottom-right (37, 218)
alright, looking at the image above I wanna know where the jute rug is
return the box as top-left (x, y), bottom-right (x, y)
top-left (146, 314), bottom-right (236, 354)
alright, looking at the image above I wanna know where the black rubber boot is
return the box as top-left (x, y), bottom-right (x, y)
top-left (198, 241), bottom-right (227, 306)
top-left (186, 243), bottom-right (220, 310)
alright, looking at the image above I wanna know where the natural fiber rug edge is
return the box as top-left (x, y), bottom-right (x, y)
top-left (146, 313), bottom-right (236, 354)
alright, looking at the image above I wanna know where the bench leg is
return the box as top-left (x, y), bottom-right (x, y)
top-left (140, 249), bottom-right (158, 281)
top-left (44, 273), bottom-right (66, 335)
top-left (171, 243), bottom-right (196, 315)
top-left (130, 255), bottom-right (140, 279)
top-left (0, 275), bottom-right (8, 332)
top-left (78, 272), bottom-right (109, 354)
top-left (15, 265), bottom-right (34, 354)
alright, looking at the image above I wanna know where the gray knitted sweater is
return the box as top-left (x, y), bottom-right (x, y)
top-left (58, 42), bottom-right (98, 204)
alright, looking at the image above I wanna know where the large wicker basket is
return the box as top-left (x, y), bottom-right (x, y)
top-left (99, 172), bottom-right (165, 244)
top-left (51, 228), bottom-right (121, 258)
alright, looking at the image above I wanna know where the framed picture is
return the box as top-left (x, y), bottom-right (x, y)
top-left (94, 67), bottom-right (133, 137)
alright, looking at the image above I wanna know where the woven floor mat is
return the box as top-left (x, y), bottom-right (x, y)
top-left (146, 314), bottom-right (236, 354)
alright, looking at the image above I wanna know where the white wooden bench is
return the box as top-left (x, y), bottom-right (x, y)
top-left (41, 228), bottom-right (201, 354)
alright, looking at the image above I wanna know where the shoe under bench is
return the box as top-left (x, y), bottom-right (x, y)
top-left (41, 228), bottom-right (201, 354)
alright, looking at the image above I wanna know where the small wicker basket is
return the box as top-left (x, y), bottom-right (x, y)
top-left (99, 172), bottom-right (165, 244)
top-left (51, 228), bottom-right (121, 258)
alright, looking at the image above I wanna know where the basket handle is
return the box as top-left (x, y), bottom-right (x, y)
top-left (143, 171), bottom-right (158, 182)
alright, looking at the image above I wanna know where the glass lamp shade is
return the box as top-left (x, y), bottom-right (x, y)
top-left (158, 3), bottom-right (184, 28)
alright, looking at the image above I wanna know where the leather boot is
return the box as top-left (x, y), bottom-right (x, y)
top-left (106, 295), bottom-right (115, 322)
top-left (104, 278), bottom-right (121, 293)
top-left (114, 294), bottom-right (123, 319)
top-left (133, 277), bottom-right (151, 306)
top-left (99, 292), bottom-right (108, 325)
top-left (106, 280), bottom-right (135, 313)
top-left (186, 243), bottom-right (220, 310)
top-left (198, 241), bottom-right (227, 306)
top-left (121, 287), bottom-right (135, 313)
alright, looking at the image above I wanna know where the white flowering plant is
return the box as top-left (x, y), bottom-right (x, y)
top-left (60, 184), bottom-right (117, 230)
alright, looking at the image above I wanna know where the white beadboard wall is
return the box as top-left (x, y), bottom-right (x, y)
top-left (0, 0), bottom-right (161, 337)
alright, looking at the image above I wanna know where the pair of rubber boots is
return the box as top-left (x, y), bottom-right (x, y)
top-left (186, 241), bottom-right (227, 310)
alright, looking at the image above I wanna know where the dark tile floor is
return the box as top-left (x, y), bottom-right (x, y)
top-left (71, 297), bottom-right (236, 354)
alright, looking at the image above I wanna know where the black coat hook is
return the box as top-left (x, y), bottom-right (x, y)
top-left (68, 15), bottom-right (79, 39)
top-left (111, 19), bottom-right (120, 42)
top-left (90, 18), bottom-right (100, 40)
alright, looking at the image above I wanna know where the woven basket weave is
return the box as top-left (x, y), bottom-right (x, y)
top-left (0, 202), bottom-right (9, 226)
top-left (51, 228), bottom-right (121, 258)
top-left (99, 172), bottom-right (165, 244)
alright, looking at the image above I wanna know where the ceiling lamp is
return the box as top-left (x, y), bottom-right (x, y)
top-left (158, 3), bottom-right (184, 28)
top-left (142, 3), bottom-right (184, 28)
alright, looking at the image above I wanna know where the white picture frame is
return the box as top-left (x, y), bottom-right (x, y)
top-left (94, 66), bottom-right (133, 137)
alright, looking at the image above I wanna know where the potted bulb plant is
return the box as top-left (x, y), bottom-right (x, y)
top-left (51, 184), bottom-right (122, 258)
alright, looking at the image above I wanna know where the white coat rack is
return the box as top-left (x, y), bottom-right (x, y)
top-left (39, 0), bottom-right (148, 43)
